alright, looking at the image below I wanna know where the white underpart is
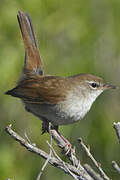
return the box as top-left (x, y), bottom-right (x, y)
top-left (58, 88), bottom-right (103, 124)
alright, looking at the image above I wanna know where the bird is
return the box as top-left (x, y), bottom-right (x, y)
top-left (5, 11), bottom-right (116, 148)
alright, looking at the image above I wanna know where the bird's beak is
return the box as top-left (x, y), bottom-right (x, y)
top-left (103, 84), bottom-right (117, 90)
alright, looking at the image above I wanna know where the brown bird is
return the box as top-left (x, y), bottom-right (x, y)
top-left (6, 11), bottom-right (116, 145)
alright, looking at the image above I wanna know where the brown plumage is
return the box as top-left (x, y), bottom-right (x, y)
top-left (6, 73), bottom-right (105, 104)
top-left (6, 75), bottom-right (69, 104)
top-left (17, 11), bottom-right (43, 76)
top-left (6, 11), bottom-right (116, 137)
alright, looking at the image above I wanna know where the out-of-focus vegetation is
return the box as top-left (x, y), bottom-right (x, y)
top-left (0, 0), bottom-right (120, 179)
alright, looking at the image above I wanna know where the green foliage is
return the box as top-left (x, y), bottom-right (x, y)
top-left (0, 0), bottom-right (120, 179)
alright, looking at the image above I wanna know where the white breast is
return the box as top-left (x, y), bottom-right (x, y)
top-left (58, 88), bottom-right (103, 124)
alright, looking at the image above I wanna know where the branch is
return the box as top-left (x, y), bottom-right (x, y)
top-left (84, 164), bottom-right (103, 180)
top-left (112, 161), bottom-right (120, 174)
top-left (113, 122), bottom-right (120, 144)
top-left (36, 136), bottom-right (53, 180)
top-left (78, 138), bottom-right (110, 180)
top-left (5, 124), bottom-right (92, 180)
top-left (112, 122), bottom-right (120, 176)
top-left (49, 129), bottom-right (80, 167)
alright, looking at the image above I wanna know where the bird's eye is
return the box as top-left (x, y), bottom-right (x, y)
top-left (90, 83), bottom-right (98, 88)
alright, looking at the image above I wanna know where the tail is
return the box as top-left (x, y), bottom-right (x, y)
top-left (5, 87), bottom-right (29, 100)
top-left (17, 11), bottom-right (44, 75)
top-left (5, 87), bottom-right (24, 99)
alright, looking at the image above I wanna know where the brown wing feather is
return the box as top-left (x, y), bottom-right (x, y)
top-left (6, 76), bottom-right (70, 104)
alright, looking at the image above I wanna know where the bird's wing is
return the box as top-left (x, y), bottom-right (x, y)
top-left (6, 76), bottom-right (70, 104)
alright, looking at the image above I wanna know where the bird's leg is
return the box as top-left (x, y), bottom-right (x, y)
top-left (41, 119), bottom-right (49, 134)
top-left (57, 132), bottom-right (72, 154)
top-left (51, 125), bottom-right (72, 154)
top-left (41, 119), bottom-right (58, 134)
top-left (41, 119), bottom-right (72, 154)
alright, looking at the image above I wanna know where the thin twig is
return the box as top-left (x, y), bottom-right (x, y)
top-left (84, 164), bottom-right (103, 180)
top-left (113, 122), bottom-right (120, 144)
top-left (112, 161), bottom-right (120, 174)
top-left (36, 136), bottom-right (53, 180)
top-left (47, 141), bottom-right (79, 180)
top-left (24, 131), bottom-right (32, 144)
top-left (46, 141), bottom-right (63, 162)
top-left (78, 138), bottom-right (110, 180)
top-left (112, 122), bottom-right (120, 176)
top-left (24, 130), bottom-right (36, 146)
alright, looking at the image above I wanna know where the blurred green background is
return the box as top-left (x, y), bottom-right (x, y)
top-left (0, 0), bottom-right (120, 179)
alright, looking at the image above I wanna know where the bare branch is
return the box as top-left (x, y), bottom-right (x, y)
top-left (36, 136), bottom-right (53, 180)
top-left (84, 164), bottom-right (103, 180)
top-left (49, 129), bottom-right (80, 167)
top-left (5, 124), bottom-right (92, 180)
top-left (112, 161), bottom-right (120, 174)
top-left (112, 122), bottom-right (120, 176)
top-left (47, 141), bottom-right (79, 180)
top-left (113, 122), bottom-right (120, 144)
top-left (78, 138), bottom-right (110, 180)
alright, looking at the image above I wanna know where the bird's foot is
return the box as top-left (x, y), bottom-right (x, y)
top-left (58, 134), bottom-right (72, 155)
top-left (49, 128), bottom-right (73, 155)
top-left (41, 120), bottom-right (72, 154)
